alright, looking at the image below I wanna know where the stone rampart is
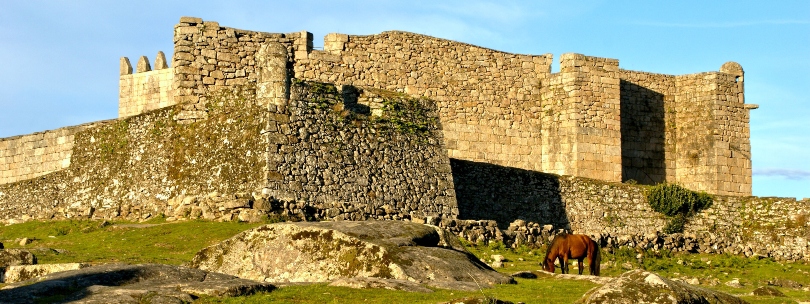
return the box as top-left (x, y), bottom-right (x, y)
top-left (119, 52), bottom-right (175, 118)
top-left (0, 122), bottom-right (108, 185)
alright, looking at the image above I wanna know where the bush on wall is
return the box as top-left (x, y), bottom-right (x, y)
top-left (646, 183), bottom-right (713, 233)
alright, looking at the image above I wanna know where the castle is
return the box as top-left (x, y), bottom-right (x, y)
top-left (4, 18), bottom-right (804, 261)
top-left (118, 17), bottom-right (755, 196)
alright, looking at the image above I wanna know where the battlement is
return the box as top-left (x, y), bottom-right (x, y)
top-left (119, 52), bottom-right (174, 118)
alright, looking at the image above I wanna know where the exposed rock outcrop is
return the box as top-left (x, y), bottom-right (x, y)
top-left (1, 263), bottom-right (90, 283)
top-left (0, 249), bottom-right (36, 267)
top-left (189, 220), bottom-right (513, 290)
top-left (0, 263), bottom-right (274, 303)
top-left (577, 269), bottom-right (747, 304)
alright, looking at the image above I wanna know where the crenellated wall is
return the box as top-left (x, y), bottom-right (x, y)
top-left (119, 52), bottom-right (175, 118)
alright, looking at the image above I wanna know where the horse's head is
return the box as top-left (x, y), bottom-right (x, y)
top-left (542, 258), bottom-right (554, 273)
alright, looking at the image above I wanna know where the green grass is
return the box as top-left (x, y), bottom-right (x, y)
top-left (0, 218), bottom-right (267, 265)
top-left (2, 220), bottom-right (808, 303)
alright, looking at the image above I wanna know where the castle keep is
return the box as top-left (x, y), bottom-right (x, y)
top-left (4, 17), bottom-right (805, 261)
top-left (118, 17), bottom-right (755, 196)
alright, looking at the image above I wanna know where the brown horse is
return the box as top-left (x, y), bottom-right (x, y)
top-left (543, 233), bottom-right (601, 276)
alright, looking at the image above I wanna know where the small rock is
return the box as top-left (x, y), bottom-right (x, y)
top-left (768, 278), bottom-right (803, 289)
top-left (98, 220), bottom-right (112, 228)
top-left (686, 278), bottom-right (700, 285)
top-left (491, 255), bottom-right (505, 262)
top-left (491, 261), bottom-right (503, 268)
top-left (725, 278), bottom-right (743, 288)
top-left (18, 238), bottom-right (33, 246)
top-left (621, 262), bottom-right (634, 270)
top-left (752, 286), bottom-right (786, 297)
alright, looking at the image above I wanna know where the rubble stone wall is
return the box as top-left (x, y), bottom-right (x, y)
top-left (447, 159), bottom-right (809, 260)
top-left (0, 78), bottom-right (457, 224)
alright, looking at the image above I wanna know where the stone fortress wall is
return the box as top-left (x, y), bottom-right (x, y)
top-left (118, 52), bottom-right (175, 118)
top-left (154, 17), bottom-right (753, 196)
top-left (1, 17), bottom-right (806, 260)
top-left (0, 121), bottom-right (110, 185)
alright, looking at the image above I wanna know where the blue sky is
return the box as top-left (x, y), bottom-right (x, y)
top-left (0, 1), bottom-right (807, 198)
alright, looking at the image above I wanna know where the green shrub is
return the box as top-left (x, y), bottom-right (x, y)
top-left (647, 183), bottom-right (713, 216)
top-left (663, 214), bottom-right (687, 234)
top-left (647, 183), bottom-right (713, 233)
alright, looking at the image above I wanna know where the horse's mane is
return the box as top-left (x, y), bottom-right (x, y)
top-left (545, 233), bottom-right (567, 258)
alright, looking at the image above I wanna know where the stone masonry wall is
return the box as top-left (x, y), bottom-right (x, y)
top-left (0, 122), bottom-right (106, 185)
top-left (263, 81), bottom-right (458, 220)
top-left (0, 76), bottom-right (457, 224)
top-left (448, 160), bottom-right (809, 260)
top-left (296, 31), bottom-right (553, 174)
top-left (709, 69), bottom-right (752, 195)
top-left (618, 70), bottom-right (676, 184)
top-left (119, 52), bottom-right (175, 118)
top-left (170, 17), bottom-right (309, 123)
top-left (164, 18), bottom-right (753, 192)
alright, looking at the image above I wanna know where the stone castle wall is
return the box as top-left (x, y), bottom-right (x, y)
top-left (296, 32), bottom-right (552, 174)
top-left (119, 53), bottom-right (175, 118)
top-left (0, 122), bottom-right (108, 185)
top-left (132, 17), bottom-right (753, 195)
top-left (540, 54), bottom-right (622, 181)
top-left (617, 70), bottom-right (675, 185)
top-left (449, 158), bottom-right (809, 260)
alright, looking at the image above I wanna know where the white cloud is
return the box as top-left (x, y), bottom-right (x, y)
top-left (630, 20), bottom-right (810, 28)
top-left (753, 168), bottom-right (810, 180)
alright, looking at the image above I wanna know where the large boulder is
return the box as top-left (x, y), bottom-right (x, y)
top-left (0, 249), bottom-right (36, 267)
top-left (1, 263), bottom-right (91, 283)
top-left (577, 269), bottom-right (747, 304)
top-left (189, 220), bottom-right (513, 290)
top-left (0, 263), bottom-right (274, 303)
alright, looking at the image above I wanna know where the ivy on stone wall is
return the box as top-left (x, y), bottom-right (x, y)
top-left (295, 80), bottom-right (438, 141)
top-left (646, 183), bottom-right (713, 233)
top-left (373, 96), bottom-right (437, 139)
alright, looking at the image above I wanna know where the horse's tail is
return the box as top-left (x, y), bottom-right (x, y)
top-left (592, 240), bottom-right (602, 276)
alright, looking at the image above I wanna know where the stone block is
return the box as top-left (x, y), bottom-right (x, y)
top-left (179, 16), bottom-right (203, 24)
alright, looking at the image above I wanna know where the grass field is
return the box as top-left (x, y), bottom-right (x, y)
top-left (1, 219), bottom-right (808, 303)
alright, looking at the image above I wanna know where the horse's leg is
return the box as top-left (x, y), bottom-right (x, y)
top-left (561, 255), bottom-right (569, 274)
top-left (578, 258), bottom-right (584, 275)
